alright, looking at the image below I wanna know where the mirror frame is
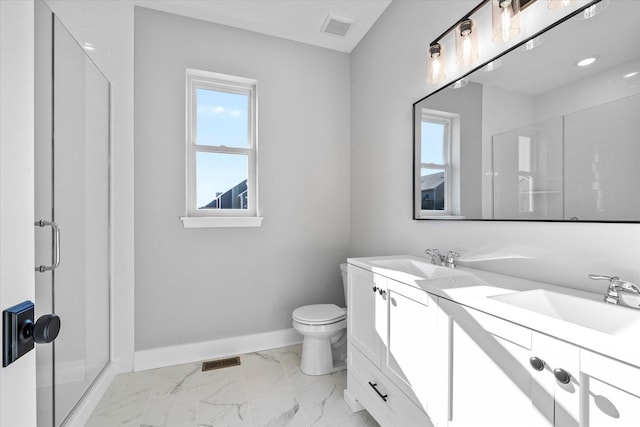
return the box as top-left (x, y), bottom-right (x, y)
top-left (411, 0), bottom-right (638, 223)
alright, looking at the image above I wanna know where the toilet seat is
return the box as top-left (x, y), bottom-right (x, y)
top-left (292, 304), bottom-right (346, 325)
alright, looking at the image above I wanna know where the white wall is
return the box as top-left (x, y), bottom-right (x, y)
top-left (350, 0), bottom-right (640, 294)
top-left (134, 8), bottom-right (350, 351)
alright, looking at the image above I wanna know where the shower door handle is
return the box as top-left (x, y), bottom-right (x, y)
top-left (35, 219), bottom-right (60, 272)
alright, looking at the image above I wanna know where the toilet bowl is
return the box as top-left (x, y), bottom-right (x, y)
top-left (292, 263), bottom-right (348, 375)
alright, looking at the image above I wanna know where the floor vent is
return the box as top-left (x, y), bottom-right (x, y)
top-left (202, 356), bottom-right (241, 372)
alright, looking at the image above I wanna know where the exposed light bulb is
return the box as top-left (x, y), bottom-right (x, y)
top-left (431, 56), bottom-right (441, 80)
top-left (456, 19), bottom-right (479, 65)
top-left (492, 0), bottom-right (521, 43)
top-left (426, 43), bottom-right (446, 85)
top-left (501, 5), bottom-right (512, 42)
top-left (548, 0), bottom-right (575, 10)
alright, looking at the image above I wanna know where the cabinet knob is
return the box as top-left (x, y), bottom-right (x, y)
top-left (529, 357), bottom-right (545, 371)
top-left (378, 289), bottom-right (386, 297)
top-left (372, 286), bottom-right (378, 293)
top-left (553, 368), bottom-right (571, 384)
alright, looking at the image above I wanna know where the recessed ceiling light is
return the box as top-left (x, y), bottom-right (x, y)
top-left (576, 56), bottom-right (599, 67)
top-left (623, 71), bottom-right (639, 79)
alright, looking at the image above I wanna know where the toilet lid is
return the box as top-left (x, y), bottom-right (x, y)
top-left (292, 304), bottom-right (346, 325)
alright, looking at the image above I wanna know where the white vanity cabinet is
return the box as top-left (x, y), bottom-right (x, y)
top-left (383, 278), bottom-right (437, 413)
top-left (347, 264), bottom-right (386, 365)
top-left (346, 265), bottom-right (435, 426)
top-left (437, 298), bottom-right (554, 427)
top-left (580, 349), bottom-right (640, 426)
top-left (439, 298), bottom-right (640, 427)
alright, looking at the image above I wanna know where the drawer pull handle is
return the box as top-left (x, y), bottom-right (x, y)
top-left (368, 381), bottom-right (388, 402)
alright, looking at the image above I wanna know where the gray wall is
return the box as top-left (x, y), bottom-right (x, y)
top-left (350, 1), bottom-right (640, 293)
top-left (417, 82), bottom-right (483, 217)
top-left (134, 8), bottom-right (350, 351)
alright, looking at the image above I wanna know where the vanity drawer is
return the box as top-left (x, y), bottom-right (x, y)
top-left (348, 343), bottom-right (432, 427)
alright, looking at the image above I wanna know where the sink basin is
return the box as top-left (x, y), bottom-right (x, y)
top-left (490, 289), bottom-right (640, 336)
top-left (368, 258), bottom-right (471, 280)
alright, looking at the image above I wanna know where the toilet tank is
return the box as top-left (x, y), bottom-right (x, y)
top-left (340, 263), bottom-right (348, 306)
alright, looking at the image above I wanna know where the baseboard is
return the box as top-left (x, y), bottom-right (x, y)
top-left (63, 361), bottom-right (119, 427)
top-left (133, 328), bottom-right (303, 372)
top-left (344, 388), bottom-right (365, 413)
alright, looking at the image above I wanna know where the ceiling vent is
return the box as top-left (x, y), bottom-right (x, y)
top-left (321, 15), bottom-right (355, 37)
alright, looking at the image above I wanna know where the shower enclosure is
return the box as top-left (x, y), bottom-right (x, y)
top-left (34, 1), bottom-right (111, 425)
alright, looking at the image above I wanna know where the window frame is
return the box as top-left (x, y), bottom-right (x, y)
top-left (183, 69), bottom-right (260, 227)
top-left (416, 112), bottom-right (454, 217)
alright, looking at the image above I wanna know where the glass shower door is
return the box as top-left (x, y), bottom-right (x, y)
top-left (35, 5), bottom-right (111, 426)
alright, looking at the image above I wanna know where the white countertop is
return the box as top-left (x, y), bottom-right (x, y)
top-left (348, 255), bottom-right (640, 368)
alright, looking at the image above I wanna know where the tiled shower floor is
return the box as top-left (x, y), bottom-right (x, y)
top-left (86, 344), bottom-right (379, 427)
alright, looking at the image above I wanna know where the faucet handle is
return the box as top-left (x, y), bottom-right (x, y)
top-left (444, 251), bottom-right (460, 268)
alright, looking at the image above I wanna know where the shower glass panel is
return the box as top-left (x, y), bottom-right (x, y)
top-left (35, 4), bottom-right (111, 425)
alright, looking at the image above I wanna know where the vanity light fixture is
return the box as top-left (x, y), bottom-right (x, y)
top-left (456, 19), bottom-right (479, 65)
top-left (576, 56), bottom-right (599, 67)
top-left (427, 43), bottom-right (447, 85)
top-left (450, 78), bottom-right (469, 89)
top-left (521, 36), bottom-right (543, 51)
top-left (482, 59), bottom-right (503, 72)
top-left (575, 0), bottom-right (608, 20)
top-left (492, 0), bottom-right (521, 43)
top-left (548, 0), bottom-right (576, 10)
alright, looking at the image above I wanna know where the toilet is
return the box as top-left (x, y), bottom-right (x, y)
top-left (292, 263), bottom-right (348, 375)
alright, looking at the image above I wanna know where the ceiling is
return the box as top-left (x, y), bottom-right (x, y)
top-left (469, 1), bottom-right (640, 96)
top-left (134, 0), bottom-right (392, 53)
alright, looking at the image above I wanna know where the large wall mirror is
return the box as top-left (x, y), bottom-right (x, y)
top-left (414, 0), bottom-right (640, 222)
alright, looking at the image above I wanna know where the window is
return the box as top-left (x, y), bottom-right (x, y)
top-left (182, 69), bottom-right (261, 228)
top-left (415, 109), bottom-right (460, 218)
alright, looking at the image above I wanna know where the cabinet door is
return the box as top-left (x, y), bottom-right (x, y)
top-left (347, 265), bottom-right (386, 366)
top-left (383, 279), bottom-right (437, 414)
top-left (531, 332), bottom-right (579, 427)
top-left (439, 299), bottom-right (553, 427)
top-left (580, 349), bottom-right (640, 426)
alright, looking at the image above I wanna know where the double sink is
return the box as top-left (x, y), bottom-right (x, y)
top-left (360, 255), bottom-right (640, 338)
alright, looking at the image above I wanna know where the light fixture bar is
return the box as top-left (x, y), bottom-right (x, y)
top-left (429, 0), bottom-right (535, 47)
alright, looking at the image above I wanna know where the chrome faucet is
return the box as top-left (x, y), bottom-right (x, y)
top-left (425, 249), bottom-right (442, 265)
top-left (425, 249), bottom-right (460, 268)
top-left (589, 274), bottom-right (640, 305)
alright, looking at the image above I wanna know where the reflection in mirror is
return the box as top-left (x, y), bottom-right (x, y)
top-left (414, 0), bottom-right (640, 222)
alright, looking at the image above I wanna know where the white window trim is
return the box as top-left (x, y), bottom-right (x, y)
top-left (414, 109), bottom-right (464, 219)
top-left (182, 69), bottom-right (261, 228)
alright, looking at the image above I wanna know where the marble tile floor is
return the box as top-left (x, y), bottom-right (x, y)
top-left (86, 344), bottom-right (380, 427)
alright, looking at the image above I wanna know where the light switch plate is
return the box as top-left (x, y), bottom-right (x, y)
top-left (2, 301), bottom-right (34, 367)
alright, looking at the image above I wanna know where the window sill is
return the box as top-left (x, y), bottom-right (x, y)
top-left (180, 216), bottom-right (263, 228)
